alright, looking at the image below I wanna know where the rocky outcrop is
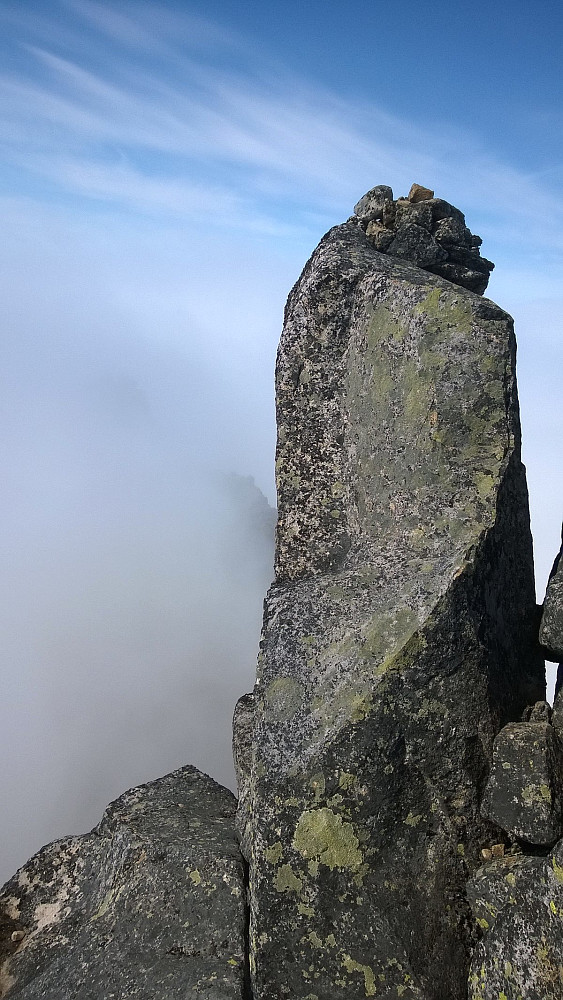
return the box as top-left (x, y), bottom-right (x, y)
top-left (468, 844), bottom-right (563, 1000)
top-left (0, 767), bottom-right (248, 1000)
top-left (481, 714), bottom-right (563, 847)
top-left (540, 539), bottom-right (563, 662)
top-left (239, 198), bottom-right (544, 1000)
top-left (352, 182), bottom-right (494, 294)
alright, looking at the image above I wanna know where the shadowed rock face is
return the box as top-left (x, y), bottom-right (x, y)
top-left (481, 720), bottom-right (563, 847)
top-left (0, 767), bottom-right (248, 1000)
top-left (239, 220), bottom-right (544, 1000)
top-left (541, 552), bottom-right (563, 662)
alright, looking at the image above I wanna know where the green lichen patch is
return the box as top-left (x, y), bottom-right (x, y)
top-left (264, 842), bottom-right (283, 865)
top-left (293, 808), bottom-right (363, 871)
top-left (341, 954), bottom-right (376, 996)
top-left (274, 864), bottom-right (303, 894)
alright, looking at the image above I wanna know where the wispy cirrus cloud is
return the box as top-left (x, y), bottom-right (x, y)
top-left (2, 0), bottom-right (563, 260)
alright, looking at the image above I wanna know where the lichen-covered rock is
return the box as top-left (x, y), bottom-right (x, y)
top-left (468, 843), bottom-right (563, 1000)
top-left (353, 185), bottom-right (394, 225)
top-left (540, 547), bottom-right (563, 661)
top-left (466, 854), bottom-right (546, 935)
top-left (241, 219), bottom-right (543, 1000)
top-left (0, 766), bottom-right (248, 1000)
top-left (233, 692), bottom-right (255, 859)
top-left (481, 721), bottom-right (563, 846)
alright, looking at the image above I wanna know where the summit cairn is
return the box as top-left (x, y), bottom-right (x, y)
top-left (236, 186), bottom-right (543, 1000)
top-left (352, 182), bottom-right (494, 294)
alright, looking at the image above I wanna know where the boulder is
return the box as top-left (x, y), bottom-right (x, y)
top-left (408, 182), bottom-right (434, 202)
top-left (0, 766), bottom-right (248, 1000)
top-left (353, 185), bottom-right (394, 225)
top-left (241, 218), bottom-right (544, 1000)
top-left (468, 843), bottom-right (563, 1000)
top-left (364, 220), bottom-right (394, 251)
top-left (466, 853), bottom-right (546, 934)
top-left (540, 548), bottom-right (563, 661)
top-left (481, 721), bottom-right (563, 846)
top-left (387, 222), bottom-right (447, 267)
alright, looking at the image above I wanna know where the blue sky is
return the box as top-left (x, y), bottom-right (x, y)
top-left (1, 0), bottom-right (562, 881)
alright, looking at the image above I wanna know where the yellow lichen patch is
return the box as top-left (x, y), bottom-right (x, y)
top-left (91, 884), bottom-right (125, 920)
top-left (306, 930), bottom-right (323, 948)
top-left (293, 808), bottom-right (363, 871)
top-left (474, 472), bottom-right (495, 501)
top-left (349, 692), bottom-right (373, 722)
top-left (341, 954), bottom-right (376, 996)
top-left (274, 864), bottom-right (303, 894)
top-left (404, 812), bottom-right (423, 828)
top-left (522, 783), bottom-right (551, 807)
top-left (552, 856), bottom-right (563, 884)
top-left (338, 772), bottom-right (357, 791)
top-left (265, 842), bottom-right (283, 865)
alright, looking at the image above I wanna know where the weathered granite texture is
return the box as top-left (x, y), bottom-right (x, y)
top-left (540, 545), bottom-right (563, 662)
top-left (0, 767), bottom-right (248, 1000)
top-left (468, 843), bottom-right (563, 1000)
top-left (352, 183), bottom-right (494, 294)
top-left (481, 718), bottom-right (563, 847)
top-left (239, 218), bottom-right (544, 1000)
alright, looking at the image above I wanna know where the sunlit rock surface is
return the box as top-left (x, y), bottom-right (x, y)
top-left (239, 218), bottom-right (544, 1000)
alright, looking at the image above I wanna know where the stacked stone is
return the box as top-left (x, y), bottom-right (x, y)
top-left (353, 183), bottom-right (494, 294)
top-left (463, 544), bottom-right (563, 1000)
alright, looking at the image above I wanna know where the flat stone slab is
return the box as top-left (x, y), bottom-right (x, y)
top-left (481, 721), bottom-right (563, 846)
top-left (0, 766), bottom-right (248, 1000)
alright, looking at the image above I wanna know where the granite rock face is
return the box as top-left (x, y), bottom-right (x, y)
top-left (540, 546), bottom-right (563, 662)
top-left (481, 719), bottom-right (563, 847)
top-left (0, 767), bottom-right (248, 1000)
top-left (240, 215), bottom-right (543, 1000)
top-left (352, 183), bottom-right (494, 294)
top-left (468, 844), bottom-right (563, 1000)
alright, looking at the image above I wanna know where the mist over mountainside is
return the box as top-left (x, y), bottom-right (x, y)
top-left (0, 220), bottom-right (278, 882)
